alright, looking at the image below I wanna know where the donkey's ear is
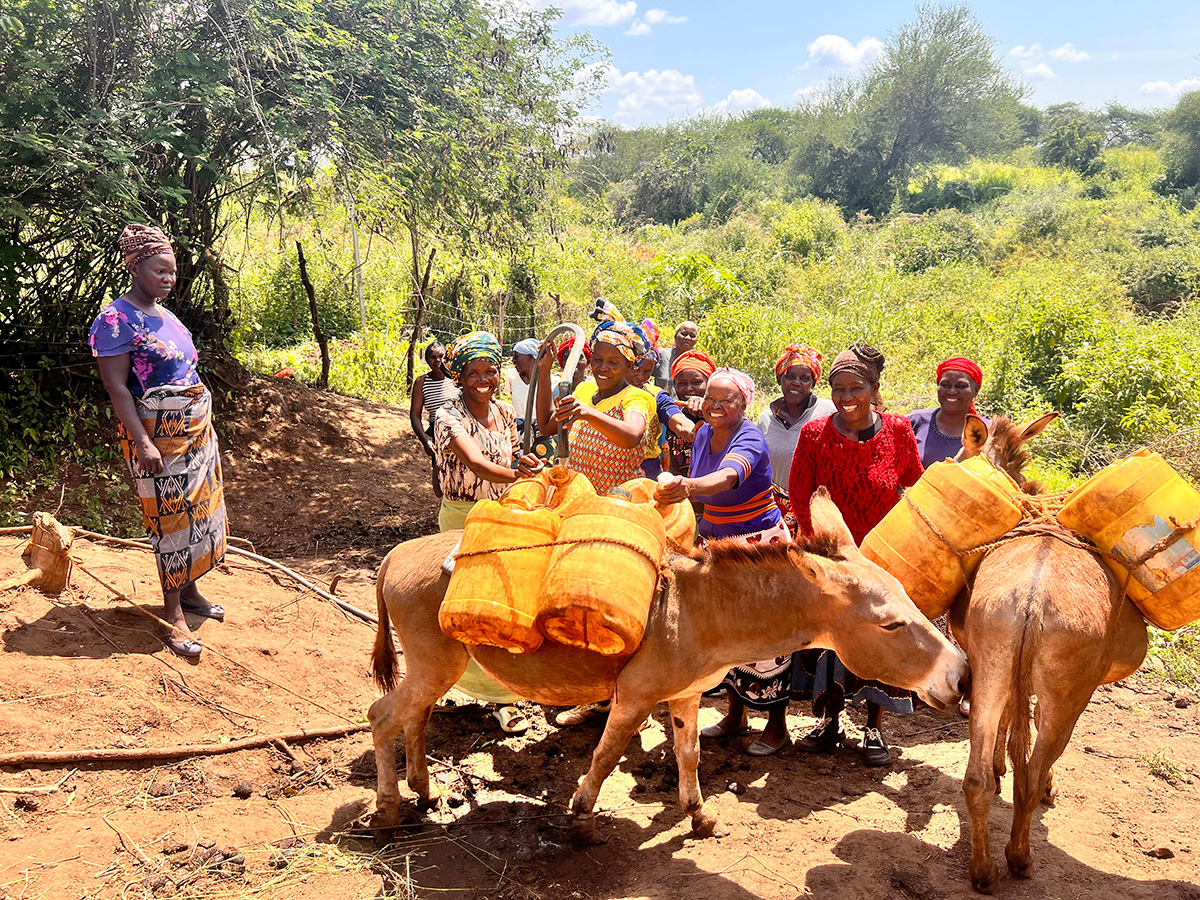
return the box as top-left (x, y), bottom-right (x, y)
top-left (959, 414), bottom-right (990, 458)
top-left (794, 549), bottom-right (856, 594)
top-left (809, 487), bottom-right (857, 552)
top-left (1018, 411), bottom-right (1059, 443)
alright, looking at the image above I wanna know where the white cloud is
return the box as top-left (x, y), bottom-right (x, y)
top-left (644, 8), bottom-right (686, 24)
top-left (708, 88), bottom-right (772, 114)
top-left (1048, 43), bottom-right (1089, 63)
top-left (588, 65), bottom-right (701, 119)
top-left (1024, 62), bottom-right (1056, 80)
top-left (1140, 77), bottom-right (1200, 97)
top-left (557, 0), bottom-right (637, 27)
top-left (1007, 44), bottom-right (1041, 61)
top-left (625, 19), bottom-right (651, 35)
top-left (807, 34), bottom-right (884, 71)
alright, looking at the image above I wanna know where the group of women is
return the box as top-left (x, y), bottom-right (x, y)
top-left (91, 223), bottom-right (985, 764)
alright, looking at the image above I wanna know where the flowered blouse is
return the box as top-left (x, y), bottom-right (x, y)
top-left (88, 297), bottom-right (200, 398)
top-left (433, 397), bottom-right (520, 503)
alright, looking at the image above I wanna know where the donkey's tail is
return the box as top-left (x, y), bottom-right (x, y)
top-left (371, 551), bottom-right (400, 694)
top-left (1006, 595), bottom-right (1044, 810)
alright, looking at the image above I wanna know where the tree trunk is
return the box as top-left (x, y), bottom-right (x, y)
top-left (295, 241), bottom-right (330, 390)
top-left (404, 218), bottom-right (437, 391)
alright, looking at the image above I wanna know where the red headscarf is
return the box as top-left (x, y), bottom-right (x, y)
top-left (670, 348), bottom-right (717, 380)
top-left (774, 344), bottom-right (822, 381)
top-left (936, 357), bottom-right (983, 413)
top-left (556, 338), bottom-right (591, 368)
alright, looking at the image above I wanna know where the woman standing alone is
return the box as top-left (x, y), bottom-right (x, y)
top-left (89, 225), bottom-right (227, 660)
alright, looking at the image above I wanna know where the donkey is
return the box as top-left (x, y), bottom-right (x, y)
top-left (368, 489), bottom-right (969, 844)
top-left (953, 414), bottom-right (1149, 893)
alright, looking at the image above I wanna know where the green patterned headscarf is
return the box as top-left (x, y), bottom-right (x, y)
top-left (445, 331), bottom-right (502, 385)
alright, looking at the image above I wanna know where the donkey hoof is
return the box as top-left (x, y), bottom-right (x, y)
top-left (1006, 853), bottom-right (1032, 879)
top-left (369, 810), bottom-right (400, 846)
top-left (568, 818), bottom-right (608, 847)
top-left (690, 810), bottom-right (719, 838)
top-left (415, 784), bottom-right (442, 810)
top-left (970, 862), bottom-right (999, 894)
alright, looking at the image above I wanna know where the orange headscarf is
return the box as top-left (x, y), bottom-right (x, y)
top-left (670, 349), bottom-right (717, 380)
top-left (774, 344), bottom-right (822, 381)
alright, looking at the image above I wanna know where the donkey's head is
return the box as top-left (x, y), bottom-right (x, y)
top-left (794, 489), bottom-right (970, 710)
top-left (956, 412), bottom-right (1058, 491)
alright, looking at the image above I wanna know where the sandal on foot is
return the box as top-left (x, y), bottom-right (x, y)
top-left (797, 718), bottom-right (844, 753)
top-left (861, 727), bottom-right (891, 766)
top-left (180, 599), bottom-right (225, 620)
top-left (745, 735), bottom-right (792, 757)
top-left (166, 634), bottom-right (202, 659)
top-left (493, 706), bottom-right (529, 734)
top-left (700, 722), bottom-right (751, 740)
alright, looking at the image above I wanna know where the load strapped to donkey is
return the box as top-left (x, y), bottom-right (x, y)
top-left (437, 322), bottom-right (696, 662)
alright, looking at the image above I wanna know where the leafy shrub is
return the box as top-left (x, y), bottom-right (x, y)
top-left (760, 199), bottom-right (846, 262)
top-left (1118, 246), bottom-right (1200, 315)
top-left (885, 209), bottom-right (982, 273)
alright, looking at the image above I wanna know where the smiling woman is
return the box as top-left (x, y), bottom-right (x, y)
top-left (907, 356), bottom-right (986, 468)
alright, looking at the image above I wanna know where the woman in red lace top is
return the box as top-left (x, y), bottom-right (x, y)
top-left (787, 343), bottom-right (924, 766)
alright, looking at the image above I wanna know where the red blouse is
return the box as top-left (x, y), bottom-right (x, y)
top-left (788, 414), bottom-right (925, 545)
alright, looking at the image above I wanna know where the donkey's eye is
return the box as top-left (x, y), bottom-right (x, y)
top-left (881, 621), bottom-right (906, 631)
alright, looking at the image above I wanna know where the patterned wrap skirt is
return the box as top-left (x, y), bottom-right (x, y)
top-left (703, 519), bottom-right (797, 710)
top-left (119, 384), bottom-right (227, 593)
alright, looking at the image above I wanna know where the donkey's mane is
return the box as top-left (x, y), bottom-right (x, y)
top-left (689, 532), bottom-right (846, 567)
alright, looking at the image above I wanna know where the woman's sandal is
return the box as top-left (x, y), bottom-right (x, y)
top-left (493, 706), bottom-right (529, 733)
top-left (180, 599), bottom-right (225, 620)
top-left (745, 735), bottom-right (792, 757)
top-left (165, 633), bottom-right (202, 659)
top-left (700, 721), bottom-right (752, 739)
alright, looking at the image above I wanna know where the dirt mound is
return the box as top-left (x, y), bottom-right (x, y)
top-left (1, 384), bottom-right (1198, 899)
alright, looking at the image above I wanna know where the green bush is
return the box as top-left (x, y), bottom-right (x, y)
top-left (760, 199), bottom-right (846, 262)
top-left (885, 209), bottom-right (982, 273)
top-left (1118, 246), bottom-right (1200, 315)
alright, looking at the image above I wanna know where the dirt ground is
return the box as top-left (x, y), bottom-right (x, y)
top-left (1, 379), bottom-right (1199, 900)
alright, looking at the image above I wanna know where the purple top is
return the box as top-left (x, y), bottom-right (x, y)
top-left (689, 418), bottom-right (781, 539)
top-left (89, 297), bottom-right (201, 398)
top-left (907, 407), bottom-right (990, 469)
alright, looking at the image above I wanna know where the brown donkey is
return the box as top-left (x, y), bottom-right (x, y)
top-left (368, 489), bottom-right (969, 844)
top-left (954, 415), bottom-right (1149, 893)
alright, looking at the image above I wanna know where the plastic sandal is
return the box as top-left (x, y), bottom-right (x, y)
top-left (493, 706), bottom-right (529, 733)
top-left (745, 736), bottom-right (792, 757)
top-left (180, 599), bottom-right (225, 620)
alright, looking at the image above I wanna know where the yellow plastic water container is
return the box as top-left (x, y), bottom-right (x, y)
top-left (609, 477), bottom-right (697, 552)
top-left (537, 494), bottom-right (667, 656)
top-left (861, 455), bottom-right (1024, 619)
top-left (502, 465), bottom-right (594, 511)
top-left (438, 498), bottom-right (560, 653)
top-left (1057, 449), bottom-right (1200, 631)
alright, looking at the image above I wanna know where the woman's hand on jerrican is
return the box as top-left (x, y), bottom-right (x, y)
top-left (515, 454), bottom-right (543, 477)
top-left (654, 473), bottom-right (690, 504)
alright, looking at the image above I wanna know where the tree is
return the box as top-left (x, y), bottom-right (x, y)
top-left (638, 253), bottom-right (744, 322)
top-left (1040, 120), bottom-right (1104, 173)
top-left (1161, 91), bottom-right (1200, 205)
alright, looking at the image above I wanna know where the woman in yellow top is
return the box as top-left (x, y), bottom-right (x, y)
top-left (534, 317), bottom-right (653, 728)
top-left (534, 319), bottom-right (653, 496)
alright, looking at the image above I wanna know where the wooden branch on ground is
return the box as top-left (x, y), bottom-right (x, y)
top-left (0, 723), bottom-right (369, 768)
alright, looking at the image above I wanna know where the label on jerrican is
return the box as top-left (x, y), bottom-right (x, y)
top-left (1111, 515), bottom-right (1200, 594)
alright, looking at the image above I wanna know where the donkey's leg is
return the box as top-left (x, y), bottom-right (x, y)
top-left (667, 693), bottom-right (717, 837)
top-left (568, 695), bottom-right (658, 845)
top-left (368, 646), bottom-right (467, 828)
top-left (1005, 693), bottom-right (1087, 879)
top-left (964, 681), bottom-right (1008, 894)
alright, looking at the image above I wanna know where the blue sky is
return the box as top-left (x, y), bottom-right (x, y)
top-left (527, 1), bottom-right (1200, 125)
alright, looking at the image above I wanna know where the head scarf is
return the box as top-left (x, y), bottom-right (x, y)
top-left (590, 320), bottom-right (648, 365)
top-left (774, 344), bottom-right (823, 382)
top-left (829, 343), bottom-right (886, 411)
top-left (119, 224), bottom-right (173, 273)
top-left (710, 367), bottom-right (755, 407)
top-left (936, 356), bottom-right (983, 413)
top-left (640, 318), bottom-right (661, 348)
top-left (642, 345), bottom-right (660, 366)
top-left (513, 338), bottom-right (540, 358)
top-left (670, 348), bottom-right (717, 380)
top-left (828, 343), bottom-right (885, 385)
top-left (444, 331), bottom-right (502, 385)
top-left (556, 338), bottom-right (591, 369)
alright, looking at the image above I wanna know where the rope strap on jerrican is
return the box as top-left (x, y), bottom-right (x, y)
top-left (453, 534), bottom-right (668, 574)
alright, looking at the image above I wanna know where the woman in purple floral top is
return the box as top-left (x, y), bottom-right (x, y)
top-left (89, 225), bottom-right (228, 660)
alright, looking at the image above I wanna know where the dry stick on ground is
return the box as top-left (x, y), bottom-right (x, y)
top-left (0, 723), bottom-right (370, 768)
top-left (102, 815), bottom-right (151, 866)
top-left (0, 769), bottom-right (76, 795)
top-left (75, 562), bottom-right (357, 722)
